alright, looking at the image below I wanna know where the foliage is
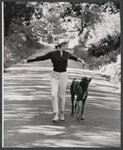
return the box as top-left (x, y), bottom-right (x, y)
top-left (31, 2), bottom-right (119, 36)
top-left (4, 32), bottom-right (43, 68)
top-left (86, 12), bottom-right (120, 45)
top-left (61, 2), bottom-right (103, 34)
top-left (4, 2), bottom-right (120, 41)
top-left (31, 2), bottom-right (65, 37)
top-left (47, 34), bottom-right (53, 43)
top-left (4, 2), bottom-right (43, 37)
top-left (10, 22), bottom-right (43, 48)
top-left (87, 34), bottom-right (120, 58)
top-left (61, 2), bottom-right (119, 33)
top-left (4, 2), bottom-right (44, 68)
top-left (97, 2), bottom-right (120, 14)
top-left (99, 54), bottom-right (121, 83)
top-left (4, 2), bottom-right (121, 70)
top-left (73, 44), bottom-right (120, 70)
top-left (73, 45), bottom-right (100, 69)
top-left (73, 6), bottom-right (120, 73)
top-left (77, 10), bottom-right (121, 59)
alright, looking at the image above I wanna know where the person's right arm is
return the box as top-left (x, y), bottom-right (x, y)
top-left (21, 52), bottom-right (52, 63)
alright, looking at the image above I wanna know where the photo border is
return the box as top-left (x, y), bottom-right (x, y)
top-left (1, 0), bottom-right (122, 149)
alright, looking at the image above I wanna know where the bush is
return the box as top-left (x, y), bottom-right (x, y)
top-left (73, 45), bottom-right (95, 69)
top-left (53, 37), bottom-right (58, 41)
top-left (47, 34), bottom-right (53, 43)
top-left (4, 33), bottom-right (44, 68)
top-left (52, 27), bottom-right (66, 34)
top-left (87, 34), bottom-right (120, 58)
top-left (73, 45), bottom-right (118, 70)
top-left (73, 45), bottom-right (85, 58)
top-left (107, 51), bottom-right (118, 63)
top-left (62, 33), bottom-right (68, 37)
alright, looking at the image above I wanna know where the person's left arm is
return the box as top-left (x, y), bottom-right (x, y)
top-left (68, 52), bottom-right (85, 66)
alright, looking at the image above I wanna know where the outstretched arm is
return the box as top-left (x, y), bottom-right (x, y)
top-left (21, 52), bottom-right (52, 64)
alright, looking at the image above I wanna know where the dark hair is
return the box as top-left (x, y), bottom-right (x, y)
top-left (55, 44), bottom-right (61, 49)
top-left (55, 42), bottom-right (68, 49)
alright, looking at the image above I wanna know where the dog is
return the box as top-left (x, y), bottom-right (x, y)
top-left (70, 77), bottom-right (93, 120)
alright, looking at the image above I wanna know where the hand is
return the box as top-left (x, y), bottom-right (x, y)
top-left (77, 58), bottom-right (85, 67)
top-left (81, 60), bottom-right (85, 66)
top-left (82, 62), bottom-right (85, 69)
top-left (80, 59), bottom-right (85, 69)
top-left (80, 59), bottom-right (85, 66)
top-left (21, 59), bottom-right (27, 64)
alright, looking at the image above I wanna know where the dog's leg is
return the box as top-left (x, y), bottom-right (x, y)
top-left (75, 99), bottom-right (81, 121)
top-left (80, 100), bottom-right (85, 120)
top-left (75, 98), bottom-right (78, 114)
top-left (71, 94), bottom-right (75, 116)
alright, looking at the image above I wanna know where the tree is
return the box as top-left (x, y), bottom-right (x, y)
top-left (61, 2), bottom-right (103, 34)
top-left (97, 2), bottom-right (120, 14)
top-left (4, 2), bottom-right (43, 37)
top-left (59, 2), bottom-right (120, 34)
top-left (30, 2), bottom-right (66, 37)
top-left (87, 10), bottom-right (120, 58)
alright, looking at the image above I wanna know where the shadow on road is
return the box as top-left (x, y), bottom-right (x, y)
top-left (4, 66), bottom-right (120, 148)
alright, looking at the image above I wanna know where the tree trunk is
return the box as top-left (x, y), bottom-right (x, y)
top-left (79, 15), bottom-right (84, 35)
top-left (79, 15), bottom-right (87, 35)
top-left (4, 18), bottom-right (11, 38)
top-left (4, 3), bottom-right (13, 38)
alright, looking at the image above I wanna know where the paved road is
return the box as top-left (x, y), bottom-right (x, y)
top-left (3, 44), bottom-right (120, 148)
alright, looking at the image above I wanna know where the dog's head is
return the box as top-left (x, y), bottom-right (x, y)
top-left (80, 77), bottom-right (93, 91)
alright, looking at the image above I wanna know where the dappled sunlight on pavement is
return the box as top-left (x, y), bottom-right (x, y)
top-left (4, 124), bottom-right (120, 148)
top-left (4, 61), bottom-right (120, 147)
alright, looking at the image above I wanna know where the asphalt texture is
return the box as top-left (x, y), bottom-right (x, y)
top-left (3, 43), bottom-right (120, 148)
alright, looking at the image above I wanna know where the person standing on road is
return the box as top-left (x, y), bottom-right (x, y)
top-left (21, 39), bottom-right (85, 122)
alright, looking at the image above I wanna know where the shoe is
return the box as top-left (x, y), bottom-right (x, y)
top-left (80, 116), bottom-right (85, 120)
top-left (59, 111), bottom-right (65, 121)
top-left (52, 113), bottom-right (59, 122)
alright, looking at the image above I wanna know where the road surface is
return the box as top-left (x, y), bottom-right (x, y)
top-left (3, 43), bottom-right (120, 148)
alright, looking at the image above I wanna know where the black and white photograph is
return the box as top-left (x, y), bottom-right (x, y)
top-left (3, 1), bottom-right (121, 148)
